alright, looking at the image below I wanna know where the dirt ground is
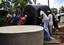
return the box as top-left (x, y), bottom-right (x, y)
top-left (54, 22), bottom-right (64, 45)
top-left (60, 43), bottom-right (64, 45)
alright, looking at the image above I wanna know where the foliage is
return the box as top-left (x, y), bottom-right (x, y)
top-left (59, 6), bottom-right (64, 13)
top-left (0, 0), bottom-right (32, 26)
top-left (14, 0), bottom-right (32, 8)
top-left (0, 0), bottom-right (32, 14)
top-left (0, 16), bottom-right (8, 26)
top-left (51, 8), bottom-right (58, 15)
top-left (13, 0), bottom-right (32, 15)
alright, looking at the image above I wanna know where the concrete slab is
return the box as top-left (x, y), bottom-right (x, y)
top-left (44, 37), bottom-right (60, 45)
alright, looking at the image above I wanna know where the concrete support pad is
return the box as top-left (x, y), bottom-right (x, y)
top-left (44, 37), bottom-right (60, 45)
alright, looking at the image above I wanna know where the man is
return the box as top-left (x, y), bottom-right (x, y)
top-left (19, 15), bottom-right (27, 25)
top-left (7, 14), bottom-right (12, 25)
top-left (12, 14), bottom-right (19, 25)
top-left (53, 13), bottom-right (59, 31)
top-left (40, 10), bottom-right (51, 40)
top-left (48, 11), bottom-right (53, 36)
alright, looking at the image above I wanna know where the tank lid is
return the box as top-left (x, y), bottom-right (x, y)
top-left (0, 25), bottom-right (43, 33)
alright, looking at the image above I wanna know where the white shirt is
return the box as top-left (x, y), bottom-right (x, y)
top-left (48, 14), bottom-right (53, 26)
top-left (40, 11), bottom-right (48, 22)
top-left (43, 13), bottom-right (48, 22)
top-left (55, 15), bottom-right (59, 21)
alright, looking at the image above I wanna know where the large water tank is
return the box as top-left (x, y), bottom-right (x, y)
top-left (24, 5), bottom-right (51, 25)
top-left (0, 25), bottom-right (43, 45)
top-left (24, 5), bottom-right (39, 25)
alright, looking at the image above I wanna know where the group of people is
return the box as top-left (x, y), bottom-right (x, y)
top-left (7, 14), bottom-right (27, 25)
top-left (40, 10), bottom-right (59, 41)
top-left (7, 10), bottom-right (59, 41)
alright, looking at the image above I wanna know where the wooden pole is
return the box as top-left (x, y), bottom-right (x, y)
top-left (48, 0), bottom-right (49, 7)
top-left (33, 0), bottom-right (36, 5)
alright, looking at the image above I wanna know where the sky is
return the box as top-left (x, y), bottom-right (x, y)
top-left (31, 0), bottom-right (64, 9)
top-left (0, 0), bottom-right (64, 9)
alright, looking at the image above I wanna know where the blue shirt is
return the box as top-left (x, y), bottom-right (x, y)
top-left (12, 16), bottom-right (19, 24)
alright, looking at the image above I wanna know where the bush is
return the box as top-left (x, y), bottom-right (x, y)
top-left (0, 16), bottom-right (8, 27)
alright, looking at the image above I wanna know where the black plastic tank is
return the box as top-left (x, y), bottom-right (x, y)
top-left (24, 5), bottom-right (51, 25)
top-left (24, 5), bottom-right (39, 25)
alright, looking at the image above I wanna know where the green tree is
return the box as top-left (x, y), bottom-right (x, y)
top-left (0, 0), bottom-right (33, 26)
top-left (51, 8), bottom-right (58, 15)
top-left (0, 0), bottom-right (32, 14)
top-left (14, 0), bottom-right (31, 7)
top-left (12, 0), bottom-right (32, 15)
top-left (59, 6), bottom-right (64, 13)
